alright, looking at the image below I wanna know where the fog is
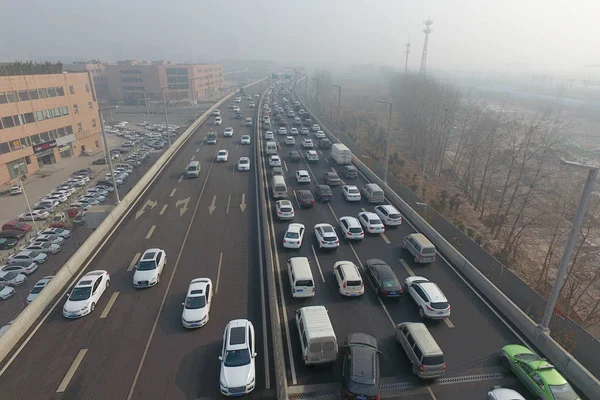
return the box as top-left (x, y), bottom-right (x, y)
top-left (2, 0), bottom-right (599, 76)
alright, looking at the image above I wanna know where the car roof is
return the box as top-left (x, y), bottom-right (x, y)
top-left (296, 170), bottom-right (309, 175)
top-left (316, 224), bottom-right (336, 235)
top-left (418, 281), bottom-right (447, 302)
top-left (277, 200), bottom-right (292, 206)
top-left (340, 216), bottom-right (361, 226)
top-left (225, 319), bottom-right (251, 349)
top-left (287, 223), bottom-right (304, 232)
top-left (377, 204), bottom-right (398, 212)
top-left (298, 190), bottom-right (313, 196)
top-left (344, 185), bottom-right (359, 190)
top-left (142, 249), bottom-right (161, 260)
top-left (188, 278), bottom-right (211, 296)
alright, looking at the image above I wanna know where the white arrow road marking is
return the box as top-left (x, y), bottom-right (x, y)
top-left (239, 193), bottom-right (247, 212)
top-left (175, 197), bottom-right (190, 217)
top-left (135, 199), bottom-right (158, 220)
top-left (208, 195), bottom-right (217, 215)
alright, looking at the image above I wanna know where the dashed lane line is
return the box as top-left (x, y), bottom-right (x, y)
top-left (100, 292), bottom-right (119, 319)
top-left (145, 225), bottom-right (156, 239)
top-left (56, 349), bottom-right (87, 392)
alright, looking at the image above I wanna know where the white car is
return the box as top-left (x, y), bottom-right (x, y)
top-left (305, 150), bottom-right (319, 162)
top-left (275, 200), bottom-right (295, 220)
top-left (301, 127), bottom-right (309, 135)
top-left (18, 210), bottom-right (49, 221)
top-left (219, 319), bottom-right (257, 396)
top-left (295, 170), bottom-right (310, 184)
top-left (212, 109), bottom-right (221, 116)
top-left (40, 227), bottom-right (71, 239)
top-left (214, 117), bottom-right (223, 125)
top-left (487, 388), bottom-right (526, 400)
top-left (8, 250), bottom-right (48, 265)
top-left (290, 128), bottom-right (299, 135)
top-left (0, 271), bottom-right (27, 287)
top-left (314, 223), bottom-right (340, 249)
top-left (249, 102), bottom-right (255, 108)
top-left (32, 234), bottom-right (65, 246)
top-left (283, 223), bottom-right (305, 249)
top-left (312, 124), bottom-right (320, 132)
top-left (358, 212), bottom-right (385, 234)
top-left (0, 285), bottom-right (15, 300)
top-left (43, 194), bottom-right (68, 203)
top-left (224, 127), bottom-right (234, 137)
top-left (333, 261), bottom-right (364, 297)
top-left (133, 249), bottom-right (166, 288)
top-left (342, 185), bottom-right (361, 202)
top-left (181, 278), bottom-right (213, 328)
top-left (237, 157), bottom-right (251, 172)
top-left (63, 270), bottom-right (110, 318)
top-left (21, 242), bottom-right (61, 255)
top-left (269, 155), bottom-right (282, 167)
top-left (1, 261), bottom-right (38, 275)
top-left (315, 130), bottom-right (326, 139)
top-left (80, 193), bottom-right (106, 204)
top-left (338, 216), bottom-right (364, 240)
top-left (405, 276), bottom-right (451, 319)
top-left (241, 135), bottom-right (251, 144)
top-left (9, 185), bottom-right (22, 195)
top-left (302, 139), bottom-right (314, 148)
top-left (264, 131), bottom-right (274, 140)
top-left (374, 205), bottom-right (403, 226)
top-left (278, 127), bottom-right (287, 135)
top-left (216, 150), bottom-right (229, 162)
top-left (284, 136), bottom-right (296, 145)
top-left (26, 276), bottom-right (53, 303)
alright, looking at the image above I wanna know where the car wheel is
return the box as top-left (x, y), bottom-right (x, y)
top-left (18, 218), bottom-right (23, 222)
top-left (419, 307), bottom-right (425, 319)
top-left (91, 302), bottom-right (96, 312)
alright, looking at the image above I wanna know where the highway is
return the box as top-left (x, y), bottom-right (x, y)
top-left (0, 84), bottom-right (273, 399)
top-left (260, 84), bottom-right (533, 399)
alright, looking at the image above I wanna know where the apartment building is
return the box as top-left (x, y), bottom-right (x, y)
top-left (0, 72), bottom-right (102, 185)
top-left (63, 61), bottom-right (109, 100)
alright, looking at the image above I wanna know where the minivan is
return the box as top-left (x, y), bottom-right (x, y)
top-left (403, 233), bottom-right (436, 264)
top-left (361, 183), bottom-right (385, 203)
top-left (186, 161), bottom-right (201, 178)
top-left (266, 141), bottom-right (278, 155)
top-left (395, 322), bottom-right (446, 379)
top-left (287, 257), bottom-right (315, 298)
top-left (295, 306), bottom-right (338, 365)
top-left (272, 175), bottom-right (288, 199)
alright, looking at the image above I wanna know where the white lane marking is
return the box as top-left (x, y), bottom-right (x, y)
top-left (318, 150), bottom-right (323, 155)
top-left (310, 245), bottom-right (326, 283)
top-left (426, 385), bottom-right (438, 400)
top-left (399, 258), bottom-right (415, 276)
top-left (100, 292), bottom-right (119, 319)
top-left (215, 252), bottom-right (223, 294)
top-left (196, 147), bottom-right (200, 153)
top-left (191, 155), bottom-right (195, 161)
top-left (159, 204), bottom-right (168, 215)
top-left (293, 190), bottom-right (301, 209)
top-left (226, 194), bottom-right (231, 214)
top-left (324, 157), bottom-right (328, 163)
top-left (444, 318), bottom-right (455, 329)
top-left (169, 188), bottom-right (176, 197)
top-left (56, 349), bottom-right (88, 392)
top-left (381, 232), bottom-right (391, 244)
top-left (145, 225), bottom-right (156, 239)
top-left (128, 253), bottom-right (141, 272)
top-left (178, 175), bottom-right (184, 183)
top-left (283, 161), bottom-right (288, 172)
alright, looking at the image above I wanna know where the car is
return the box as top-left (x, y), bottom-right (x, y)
top-left (44, 194), bottom-right (68, 203)
top-left (296, 170), bottom-right (311, 184)
top-left (26, 276), bottom-right (53, 303)
top-left (289, 128), bottom-right (299, 136)
top-left (365, 259), bottom-right (402, 297)
top-left (224, 127), bottom-right (234, 137)
top-left (275, 200), bottom-right (295, 220)
top-left (216, 150), bottom-right (229, 162)
top-left (0, 230), bottom-right (26, 240)
top-left (269, 155), bottom-right (282, 167)
top-left (302, 139), bottom-right (314, 148)
top-left (305, 150), bottom-right (319, 162)
top-left (287, 110), bottom-right (296, 118)
top-left (80, 193), bottom-right (105, 204)
top-left (283, 223), bottom-right (306, 249)
top-left (374, 205), bottom-right (403, 226)
top-left (212, 109), bottom-right (221, 116)
top-left (21, 242), bottom-right (61, 255)
top-left (358, 212), bottom-right (385, 234)
top-left (293, 117), bottom-right (302, 126)
top-left (338, 216), bottom-right (364, 240)
top-left (314, 223), bottom-right (340, 249)
top-left (271, 167), bottom-right (284, 177)
top-left (219, 319), bottom-right (257, 396)
top-left (245, 117), bottom-right (252, 127)
top-left (342, 185), bottom-right (361, 202)
top-left (405, 276), bottom-right (451, 319)
top-left (324, 172), bottom-right (342, 186)
top-left (284, 136), bottom-right (296, 145)
top-left (241, 135), bottom-right (251, 144)
top-left (9, 184), bottom-right (22, 195)
top-left (214, 116), bottom-right (223, 125)
top-left (295, 190), bottom-right (315, 208)
top-left (133, 249), bottom-right (167, 288)
top-left (8, 250), bottom-right (47, 265)
top-left (278, 127), bottom-right (288, 135)
top-left (2, 221), bottom-right (32, 232)
top-left (0, 284), bottom-right (15, 300)
top-left (333, 261), bottom-right (364, 296)
top-left (300, 127), bottom-right (309, 135)
top-left (487, 387), bottom-right (526, 400)
top-left (181, 278), bottom-right (213, 328)
top-left (0, 238), bottom-right (17, 250)
top-left (342, 333), bottom-right (380, 400)
top-left (18, 210), bottom-right (49, 222)
top-left (235, 112), bottom-right (243, 119)
top-left (0, 261), bottom-right (38, 275)
top-left (63, 270), bottom-right (110, 318)
top-left (237, 157), bottom-right (251, 172)
top-left (32, 233), bottom-right (65, 246)
top-left (342, 165), bottom-right (358, 179)
top-left (289, 150), bottom-right (301, 162)
top-left (233, 106), bottom-right (241, 113)
top-left (0, 271), bottom-right (27, 287)
top-left (235, 97), bottom-right (242, 103)
top-left (312, 124), bottom-right (320, 132)
top-left (264, 131), bottom-right (274, 140)
top-left (315, 130), bottom-right (326, 139)
top-left (249, 102), bottom-right (255, 108)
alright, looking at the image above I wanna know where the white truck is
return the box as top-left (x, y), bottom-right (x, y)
top-left (331, 143), bottom-right (352, 165)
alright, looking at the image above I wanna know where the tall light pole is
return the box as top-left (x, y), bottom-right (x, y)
top-left (538, 160), bottom-right (599, 332)
top-left (18, 177), bottom-right (38, 234)
top-left (331, 84), bottom-right (341, 132)
top-left (161, 87), bottom-right (172, 147)
top-left (311, 76), bottom-right (320, 108)
top-left (98, 106), bottom-right (121, 203)
top-left (142, 92), bottom-right (151, 123)
top-left (378, 100), bottom-right (393, 185)
top-left (189, 77), bottom-right (202, 120)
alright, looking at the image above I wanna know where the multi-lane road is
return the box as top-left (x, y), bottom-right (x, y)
top-left (0, 84), bottom-right (273, 399)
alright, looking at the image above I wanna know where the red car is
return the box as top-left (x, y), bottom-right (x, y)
top-left (296, 190), bottom-right (315, 208)
top-left (49, 222), bottom-right (72, 230)
top-left (2, 220), bottom-right (32, 233)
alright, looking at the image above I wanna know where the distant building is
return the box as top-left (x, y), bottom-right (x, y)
top-left (63, 61), bottom-right (108, 101)
top-left (0, 72), bottom-right (101, 185)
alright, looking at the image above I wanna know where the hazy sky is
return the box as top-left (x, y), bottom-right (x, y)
top-left (2, 0), bottom-right (599, 76)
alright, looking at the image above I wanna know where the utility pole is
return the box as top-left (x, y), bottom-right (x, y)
top-left (404, 42), bottom-right (411, 74)
top-left (312, 76), bottom-right (320, 108)
top-left (419, 19), bottom-right (434, 77)
top-left (161, 87), bottom-right (172, 147)
top-left (142, 92), bottom-right (151, 123)
top-left (331, 85), bottom-right (341, 132)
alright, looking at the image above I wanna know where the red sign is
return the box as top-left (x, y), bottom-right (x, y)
top-left (33, 140), bottom-right (57, 154)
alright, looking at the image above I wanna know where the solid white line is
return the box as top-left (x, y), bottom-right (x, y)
top-left (444, 318), bottom-right (455, 329)
top-left (283, 161), bottom-right (288, 172)
top-left (426, 385), bottom-right (438, 400)
top-left (324, 157), bottom-right (328, 163)
top-left (293, 190), bottom-right (300, 209)
top-left (191, 155), bottom-right (195, 161)
top-left (100, 292), bottom-right (119, 319)
top-left (169, 188), bottom-right (176, 197)
top-left (215, 252), bottom-right (223, 294)
top-left (226, 194), bottom-right (231, 213)
top-left (159, 204), bottom-right (167, 215)
top-left (178, 175), bottom-right (184, 183)
top-left (56, 349), bottom-right (88, 392)
top-left (128, 253), bottom-right (141, 272)
top-left (145, 225), bottom-right (156, 239)
top-left (310, 245), bottom-right (326, 283)
top-left (399, 258), bottom-right (415, 277)
top-left (381, 232), bottom-right (391, 244)
top-left (196, 148), bottom-right (200, 153)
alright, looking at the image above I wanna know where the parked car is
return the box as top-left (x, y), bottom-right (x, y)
top-left (0, 230), bottom-right (26, 240)
top-left (2, 221), bottom-right (32, 232)
top-left (0, 238), bottom-right (18, 250)
top-left (18, 210), bottom-right (50, 221)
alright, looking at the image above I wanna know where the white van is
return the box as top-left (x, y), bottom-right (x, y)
top-left (272, 175), bottom-right (287, 199)
top-left (287, 257), bottom-right (315, 298)
top-left (186, 161), bottom-right (201, 178)
top-left (266, 141), bottom-right (278, 155)
top-left (295, 306), bottom-right (338, 365)
top-left (361, 183), bottom-right (385, 203)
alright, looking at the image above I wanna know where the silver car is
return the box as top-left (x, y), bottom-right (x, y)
top-left (0, 284), bottom-right (15, 300)
top-left (22, 242), bottom-right (61, 255)
top-left (8, 250), bottom-right (48, 265)
top-left (0, 271), bottom-right (27, 286)
top-left (32, 234), bottom-right (65, 246)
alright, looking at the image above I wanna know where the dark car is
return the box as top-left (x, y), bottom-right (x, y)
top-left (319, 138), bottom-right (332, 150)
top-left (271, 167), bottom-right (284, 177)
top-left (235, 112), bottom-right (243, 119)
top-left (0, 230), bottom-right (26, 240)
top-left (296, 190), bottom-right (315, 208)
top-left (289, 150), bottom-right (301, 162)
top-left (72, 168), bottom-right (93, 176)
top-left (342, 165), bottom-right (358, 179)
top-left (0, 238), bottom-right (18, 250)
top-left (365, 259), bottom-right (402, 297)
top-left (342, 333), bottom-right (380, 400)
top-left (324, 172), bottom-right (342, 186)
top-left (315, 185), bottom-right (333, 202)
top-left (92, 158), bottom-right (108, 165)
top-left (279, 120), bottom-right (288, 127)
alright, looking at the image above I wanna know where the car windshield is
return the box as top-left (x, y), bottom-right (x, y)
top-left (30, 285), bottom-right (45, 294)
top-left (369, 219), bottom-right (381, 225)
top-left (185, 296), bottom-right (206, 309)
top-left (280, 207), bottom-right (292, 213)
top-left (286, 232), bottom-right (300, 239)
top-left (224, 348), bottom-right (251, 367)
top-left (431, 301), bottom-right (449, 310)
top-left (349, 227), bottom-right (363, 234)
top-left (347, 280), bottom-right (362, 287)
top-left (137, 260), bottom-right (157, 271)
top-left (70, 286), bottom-right (91, 301)
top-left (349, 188), bottom-right (359, 194)
top-left (549, 383), bottom-right (578, 400)
top-left (382, 278), bottom-right (399, 289)
top-left (2, 272), bottom-right (18, 280)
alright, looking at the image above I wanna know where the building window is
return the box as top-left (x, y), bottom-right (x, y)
top-left (95, 140), bottom-right (100, 148)
top-left (20, 137), bottom-right (31, 148)
top-left (47, 87), bottom-right (57, 97)
top-left (38, 88), bottom-right (48, 99)
top-left (69, 85), bottom-right (74, 95)
top-left (61, 106), bottom-right (69, 115)
top-left (92, 119), bottom-right (97, 128)
top-left (30, 134), bottom-right (41, 144)
top-left (6, 92), bottom-right (17, 102)
top-left (18, 90), bottom-right (30, 101)
top-left (66, 125), bottom-right (73, 135)
top-left (14, 114), bottom-right (24, 126)
top-left (0, 142), bottom-right (10, 155)
top-left (24, 112), bottom-right (35, 124)
top-left (0, 92), bottom-right (7, 104)
top-left (77, 123), bottom-right (83, 132)
top-left (7, 158), bottom-right (28, 179)
top-left (1, 116), bottom-right (15, 128)
top-left (9, 140), bottom-right (22, 151)
top-left (57, 127), bottom-right (66, 137)
top-left (56, 86), bottom-right (65, 96)
top-left (88, 101), bottom-right (93, 110)
top-left (34, 111), bottom-right (44, 121)
top-left (40, 132), bottom-right (50, 142)
top-left (28, 89), bottom-right (39, 100)
top-left (53, 107), bottom-right (61, 117)
top-left (73, 104), bottom-right (79, 114)
top-left (49, 129), bottom-right (57, 139)
top-left (44, 109), bottom-right (53, 119)
top-left (85, 83), bottom-right (90, 93)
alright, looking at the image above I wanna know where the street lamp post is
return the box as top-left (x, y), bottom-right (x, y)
top-left (331, 84), bottom-right (341, 132)
top-left (378, 100), bottom-right (393, 185)
top-left (311, 77), bottom-right (320, 109)
top-left (161, 88), bottom-right (172, 147)
top-left (18, 177), bottom-right (38, 234)
top-left (189, 77), bottom-right (202, 121)
top-left (142, 92), bottom-right (151, 123)
top-left (98, 105), bottom-right (121, 204)
top-left (538, 160), bottom-right (599, 332)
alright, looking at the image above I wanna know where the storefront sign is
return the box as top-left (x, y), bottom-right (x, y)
top-left (33, 140), bottom-right (57, 154)
top-left (59, 145), bottom-right (71, 152)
